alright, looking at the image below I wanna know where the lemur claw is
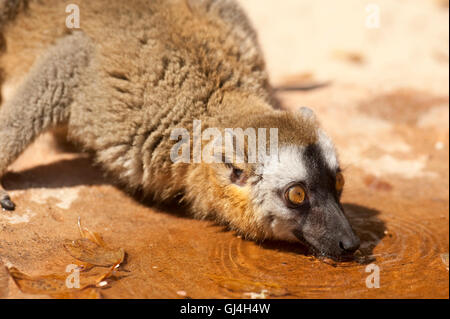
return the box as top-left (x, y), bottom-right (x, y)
top-left (0, 194), bottom-right (15, 211)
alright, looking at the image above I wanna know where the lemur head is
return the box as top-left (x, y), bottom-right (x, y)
top-left (201, 107), bottom-right (360, 259)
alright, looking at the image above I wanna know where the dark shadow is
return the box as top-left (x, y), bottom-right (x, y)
top-left (2, 157), bottom-right (194, 221)
top-left (343, 203), bottom-right (386, 263)
top-left (140, 195), bottom-right (193, 220)
top-left (2, 157), bottom-right (108, 190)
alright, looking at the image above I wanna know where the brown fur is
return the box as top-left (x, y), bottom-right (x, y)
top-left (0, 0), bottom-right (318, 240)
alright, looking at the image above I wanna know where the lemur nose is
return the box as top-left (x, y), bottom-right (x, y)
top-left (339, 236), bottom-right (360, 254)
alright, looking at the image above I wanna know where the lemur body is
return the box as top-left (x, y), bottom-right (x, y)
top-left (0, 0), bottom-right (359, 257)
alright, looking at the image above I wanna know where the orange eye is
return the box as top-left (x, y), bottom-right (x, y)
top-left (336, 172), bottom-right (345, 192)
top-left (285, 185), bottom-right (306, 206)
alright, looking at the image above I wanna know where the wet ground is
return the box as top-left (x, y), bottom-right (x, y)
top-left (0, 0), bottom-right (449, 298)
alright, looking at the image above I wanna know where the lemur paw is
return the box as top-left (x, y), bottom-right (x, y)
top-left (0, 193), bottom-right (15, 211)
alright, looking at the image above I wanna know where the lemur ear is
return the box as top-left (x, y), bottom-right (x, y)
top-left (298, 106), bottom-right (316, 122)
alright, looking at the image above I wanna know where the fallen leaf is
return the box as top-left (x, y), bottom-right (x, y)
top-left (7, 267), bottom-right (101, 299)
top-left (7, 218), bottom-right (126, 299)
top-left (63, 217), bottom-right (125, 268)
top-left (77, 217), bottom-right (108, 247)
top-left (63, 238), bottom-right (125, 267)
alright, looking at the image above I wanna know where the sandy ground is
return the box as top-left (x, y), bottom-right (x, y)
top-left (0, 0), bottom-right (449, 298)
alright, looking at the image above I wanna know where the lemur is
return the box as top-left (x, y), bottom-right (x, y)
top-left (0, 0), bottom-right (360, 258)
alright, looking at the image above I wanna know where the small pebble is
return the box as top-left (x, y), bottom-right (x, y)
top-left (243, 290), bottom-right (268, 299)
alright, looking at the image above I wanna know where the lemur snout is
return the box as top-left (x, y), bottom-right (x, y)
top-left (321, 206), bottom-right (360, 257)
top-left (291, 197), bottom-right (360, 258)
top-left (333, 207), bottom-right (360, 256)
top-left (339, 234), bottom-right (360, 255)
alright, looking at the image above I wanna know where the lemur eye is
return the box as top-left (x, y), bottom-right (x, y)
top-left (231, 167), bottom-right (242, 178)
top-left (285, 185), bottom-right (306, 206)
top-left (336, 172), bottom-right (345, 191)
top-left (230, 167), bottom-right (246, 186)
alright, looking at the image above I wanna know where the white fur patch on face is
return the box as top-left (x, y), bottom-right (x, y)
top-left (256, 145), bottom-right (308, 189)
top-left (317, 129), bottom-right (339, 171)
top-left (251, 129), bottom-right (340, 241)
top-left (252, 145), bottom-right (307, 239)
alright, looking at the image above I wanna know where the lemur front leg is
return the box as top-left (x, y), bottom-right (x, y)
top-left (0, 32), bottom-right (93, 210)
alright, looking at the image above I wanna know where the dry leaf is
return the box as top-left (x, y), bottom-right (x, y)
top-left (63, 217), bottom-right (125, 268)
top-left (77, 217), bottom-right (108, 247)
top-left (7, 267), bottom-right (101, 299)
top-left (7, 218), bottom-right (126, 299)
top-left (63, 238), bottom-right (125, 267)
